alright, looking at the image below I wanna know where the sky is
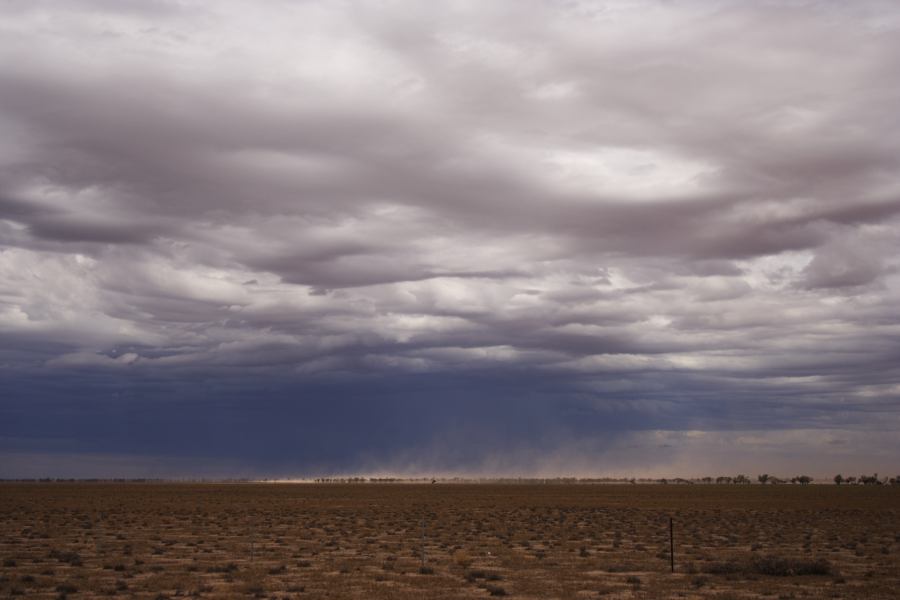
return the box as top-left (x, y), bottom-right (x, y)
top-left (1, 0), bottom-right (899, 479)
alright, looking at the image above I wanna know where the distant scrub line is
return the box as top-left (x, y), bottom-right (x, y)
top-left (3, 473), bottom-right (898, 485)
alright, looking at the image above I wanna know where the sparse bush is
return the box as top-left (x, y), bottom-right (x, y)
top-left (606, 563), bottom-right (641, 573)
top-left (452, 549), bottom-right (472, 567)
top-left (706, 556), bottom-right (832, 577)
top-left (752, 556), bottom-right (832, 576)
top-left (691, 575), bottom-right (709, 588)
top-left (486, 584), bottom-right (507, 596)
top-left (48, 550), bottom-right (81, 567)
top-left (705, 560), bottom-right (744, 575)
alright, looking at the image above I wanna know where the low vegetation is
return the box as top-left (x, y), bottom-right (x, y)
top-left (0, 482), bottom-right (897, 598)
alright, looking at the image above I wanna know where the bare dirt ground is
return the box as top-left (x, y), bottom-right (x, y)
top-left (1, 482), bottom-right (898, 599)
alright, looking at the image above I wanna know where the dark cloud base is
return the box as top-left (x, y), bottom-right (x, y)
top-left (3, 365), bottom-right (898, 479)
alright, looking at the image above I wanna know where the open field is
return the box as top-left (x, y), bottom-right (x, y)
top-left (1, 483), bottom-right (898, 599)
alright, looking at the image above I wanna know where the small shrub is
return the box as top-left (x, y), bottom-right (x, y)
top-left (606, 563), bottom-right (641, 573)
top-left (418, 565), bottom-right (434, 575)
top-left (752, 556), bottom-right (832, 576)
top-left (49, 550), bottom-right (83, 567)
top-left (3, 558), bottom-right (17, 567)
top-left (705, 556), bottom-right (833, 577)
top-left (207, 562), bottom-right (238, 573)
top-left (486, 585), bottom-right (507, 596)
top-left (452, 549), bottom-right (472, 567)
top-left (705, 561), bottom-right (744, 575)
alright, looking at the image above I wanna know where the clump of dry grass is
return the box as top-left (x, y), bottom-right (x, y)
top-left (452, 549), bottom-right (472, 567)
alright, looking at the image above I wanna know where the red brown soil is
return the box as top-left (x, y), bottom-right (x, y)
top-left (1, 483), bottom-right (897, 598)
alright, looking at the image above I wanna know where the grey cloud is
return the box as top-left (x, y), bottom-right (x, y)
top-left (27, 218), bottom-right (163, 244)
top-left (1, 0), bottom-right (899, 476)
top-left (801, 243), bottom-right (886, 289)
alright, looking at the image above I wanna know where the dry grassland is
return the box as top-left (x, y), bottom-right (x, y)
top-left (1, 483), bottom-right (898, 599)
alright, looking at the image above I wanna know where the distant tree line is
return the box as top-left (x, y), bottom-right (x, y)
top-left (659, 473), bottom-right (900, 485)
top-left (4, 474), bottom-right (899, 485)
top-left (833, 473), bottom-right (899, 485)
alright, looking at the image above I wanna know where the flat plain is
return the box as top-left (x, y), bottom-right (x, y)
top-left (1, 482), bottom-right (898, 599)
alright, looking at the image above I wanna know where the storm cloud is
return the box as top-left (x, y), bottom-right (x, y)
top-left (2, 0), bottom-right (899, 478)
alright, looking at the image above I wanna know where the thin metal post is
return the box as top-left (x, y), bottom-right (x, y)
top-left (669, 517), bottom-right (674, 573)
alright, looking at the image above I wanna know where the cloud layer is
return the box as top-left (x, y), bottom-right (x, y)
top-left (2, 0), bottom-right (899, 477)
